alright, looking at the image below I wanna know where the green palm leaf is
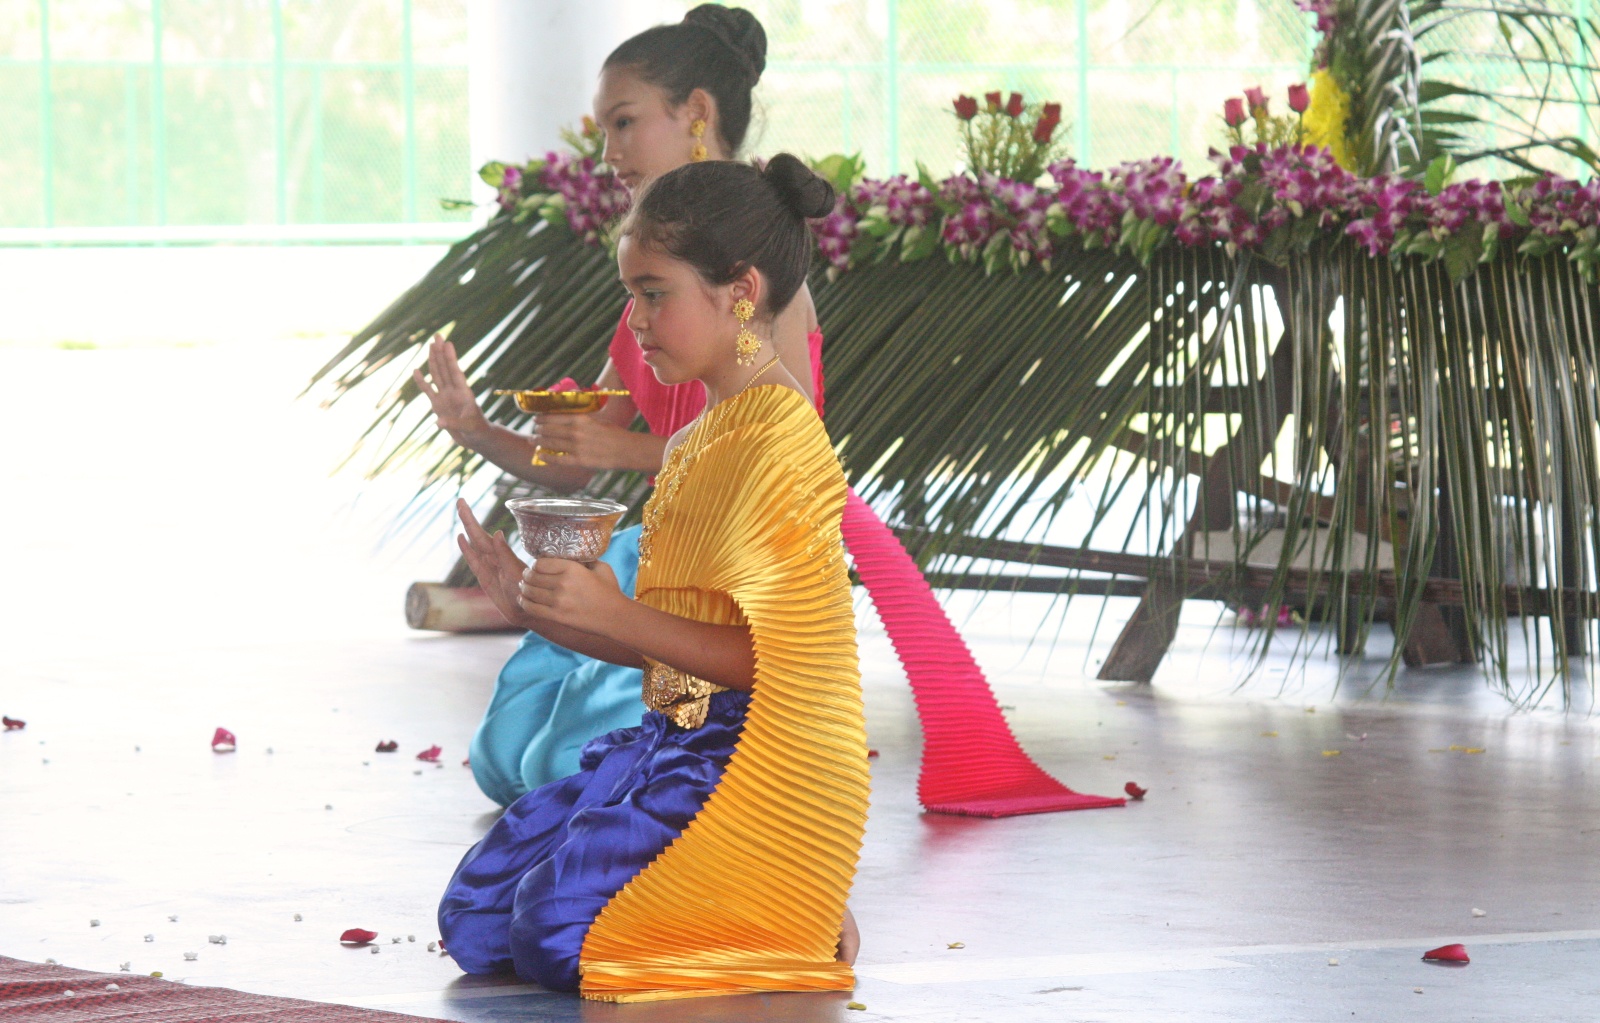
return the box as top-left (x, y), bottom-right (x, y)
top-left (313, 198), bottom-right (1600, 701)
top-left (1409, 0), bottom-right (1599, 175)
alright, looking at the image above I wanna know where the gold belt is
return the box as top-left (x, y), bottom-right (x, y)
top-left (642, 660), bottom-right (728, 730)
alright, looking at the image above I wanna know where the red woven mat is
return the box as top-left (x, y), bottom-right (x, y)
top-left (0, 957), bottom-right (452, 1022)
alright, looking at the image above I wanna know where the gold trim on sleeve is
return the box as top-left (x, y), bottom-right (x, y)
top-left (642, 659), bottom-right (728, 730)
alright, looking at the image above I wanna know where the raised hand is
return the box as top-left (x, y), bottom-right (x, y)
top-left (414, 335), bottom-right (491, 445)
top-left (455, 499), bottom-right (534, 629)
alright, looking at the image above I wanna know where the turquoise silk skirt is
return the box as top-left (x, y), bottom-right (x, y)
top-left (469, 524), bottom-right (648, 807)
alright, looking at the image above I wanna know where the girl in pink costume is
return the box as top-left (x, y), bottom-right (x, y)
top-left (416, 6), bottom-right (1117, 817)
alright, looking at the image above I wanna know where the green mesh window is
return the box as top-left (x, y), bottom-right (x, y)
top-left (4, 0), bottom-right (1588, 237)
top-left (0, 0), bottom-right (470, 234)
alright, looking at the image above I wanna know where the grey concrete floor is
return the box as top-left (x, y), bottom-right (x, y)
top-left (6, 610), bottom-right (1600, 1023)
top-left (4, 342), bottom-right (1600, 1022)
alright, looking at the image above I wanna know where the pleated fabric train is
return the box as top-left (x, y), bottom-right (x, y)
top-left (611, 313), bottom-right (1120, 817)
top-left (578, 385), bottom-right (869, 1002)
top-left (839, 494), bottom-right (1125, 816)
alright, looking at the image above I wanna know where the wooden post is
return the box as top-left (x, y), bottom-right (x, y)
top-left (1099, 270), bottom-right (1297, 683)
top-left (1400, 471), bottom-right (1477, 666)
top-left (1561, 492), bottom-right (1588, 656)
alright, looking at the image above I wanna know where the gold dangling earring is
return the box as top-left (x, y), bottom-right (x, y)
top-left (689, 119), bottom-right (708, 162)
top-left (732, 298), bottom-right (760, 366)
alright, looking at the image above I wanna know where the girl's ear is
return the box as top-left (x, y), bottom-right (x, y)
top-left (727, 264), bottom-right (764, 317)
top-left (683, 88), bottom-right (713, 124)
top-left (682, 88), bottom-right (718, 147)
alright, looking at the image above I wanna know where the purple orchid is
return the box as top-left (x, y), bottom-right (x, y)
top-left (1112, 157), bottom-right (1186, 226)
top-left (487, 123), bottom-right (1594, 278)
top-left (495, 165), bottom-right (524, 211)
top-left (940, 197), bottom-right (998, 257)
top-left (858, 174), bottom-right (937, 228)
top-left (1295, 0), bottom-right (1338, 35)
top-left (811, 196), bottom-right (861, 270)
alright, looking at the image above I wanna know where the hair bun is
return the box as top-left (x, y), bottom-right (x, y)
top-left (762, 153), bottom-right (837, 220)
top-left (682, 4), bottom-right (766, 86)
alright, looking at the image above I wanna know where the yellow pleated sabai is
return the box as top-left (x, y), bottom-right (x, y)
top-left (578, 385), bottom-right (871, 1003)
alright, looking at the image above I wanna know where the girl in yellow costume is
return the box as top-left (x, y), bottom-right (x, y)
top-left (444, 154), bottom-right (868, 1002)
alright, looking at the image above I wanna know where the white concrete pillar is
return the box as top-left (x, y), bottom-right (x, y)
top-left (467, 0), bottom-right (678, 200)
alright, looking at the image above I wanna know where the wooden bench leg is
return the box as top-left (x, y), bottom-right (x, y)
top-left (1100, 285), bottom-right (1297, 684)
top-left (1402, 486), bottom-right (1476, 666)
top-left (1097, 575), bottom-right (1185, 683)
top-left (1562, 493), bottom-right (1588, 656)
top-left (1400, 602), bottom-right (1474, 666)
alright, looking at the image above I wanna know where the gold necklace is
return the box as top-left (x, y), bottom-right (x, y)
top-left (677, 354), bottom-right (782, 438)
top-left (736, 352), bottom-right (783, 394)
top-left (639, 355), bottom-right (783, 568)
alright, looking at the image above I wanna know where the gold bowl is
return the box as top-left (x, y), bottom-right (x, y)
top-left (506, 497), bottom-right (628, 562)
top-left (493, 389), bottom-right (629, 415)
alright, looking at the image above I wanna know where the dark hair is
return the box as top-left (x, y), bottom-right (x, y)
top-left (623, 154), bottom-right (835, 315)
top-left (603, 5), bottom-right (767, 154)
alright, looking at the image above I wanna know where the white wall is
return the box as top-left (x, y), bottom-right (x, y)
top-left (467, 0), bottom-right (682, 198)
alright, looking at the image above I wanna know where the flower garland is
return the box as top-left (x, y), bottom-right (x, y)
top-left (461, 97), bottom-right (1600, 283)
top-left (475, 117), bottom-right (631, 246)
top-left (810, 122), bottom-right (1600, 281)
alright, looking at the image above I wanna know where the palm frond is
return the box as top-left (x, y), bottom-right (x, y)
top-left (306, 216), bottom-right (630, 490)
top-left (315, 164), bottom-right (1600, 704)
top-left (1410, 0), bottom-right (1600, 174)
top-left (817, 232), bottom-right (1600, 702)
top-left (1352, 0), bottom-right (1425, 173)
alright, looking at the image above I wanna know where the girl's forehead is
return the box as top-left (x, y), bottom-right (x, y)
top-left (594, 66), bottom-right (664, 115)
top-left (617, 235), bottom-right (677, 277)
top-left (619, 239), bottom-right (714, 299)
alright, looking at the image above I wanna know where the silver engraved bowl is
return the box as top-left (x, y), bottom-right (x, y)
top-left (506, 498), bottom-right (628, 562)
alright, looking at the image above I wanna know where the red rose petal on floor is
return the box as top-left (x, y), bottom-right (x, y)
top-left (375, 740), bottom-right (398, 753)
top-left (211, 727), bottom-right (237, 752)
top-left (2, 716), bottom-right (25, 730)
top-left (416, 744), bottom-right (442, 762)
top-left (339, 928), bottom-right (378, 945)
top-left (461, 757), bottom-right (471, 767)
top-left (1124, 781), bottom-right (1148, 800)
top-left (867, 749), bottom-right (880, 758)
top-left (1422, 943), bottom-right (1469, 963)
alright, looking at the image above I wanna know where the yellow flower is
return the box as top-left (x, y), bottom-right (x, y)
top-left (1303, 68), bottom-right (1357, 172)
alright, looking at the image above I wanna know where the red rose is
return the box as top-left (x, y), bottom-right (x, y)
top-left (1042, 102), bottom-right (1062, 123)
top-left (1243, 85), bottom-right (1268, 114)
top-left (1288, 82), bottom-right (1310, 114)
top-left (1033, 117), bottom-right (1058, 144)
top-left (953, 95), bottom-right (978, 120)
top-left (1005, 92), bottom-right (1025, 118)
top-left (1223, 97), bottom-right (1247, 127)
top-left (985, 91), bottom-right (1003, 112)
